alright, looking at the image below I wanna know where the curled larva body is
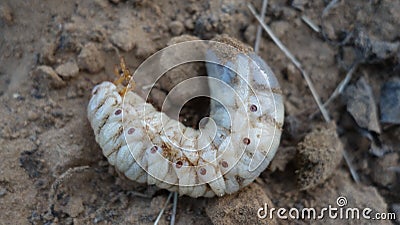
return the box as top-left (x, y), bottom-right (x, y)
top-left (87, 37), bottom-right (284, 197)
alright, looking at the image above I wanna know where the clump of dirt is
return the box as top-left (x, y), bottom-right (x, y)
top-left (295, 122), bottom-right (344, 190)
top-left (206, 183), bottom-right (278, 225)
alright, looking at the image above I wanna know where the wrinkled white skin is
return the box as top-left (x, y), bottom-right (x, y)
top-left (87, 50), bottom-right (284, 198)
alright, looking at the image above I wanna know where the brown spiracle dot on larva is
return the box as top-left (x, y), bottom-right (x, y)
top-left (243, 137), bottom-right (251, 145)
top-left (127, 127), bottom-right (135, 135)
top-left (175, 161), bottom-right (183, 168)
top-left (150, 146), bottom-right (158, 154)
top-left (200, 168), bottom-right (207, 175)
top-left (250, 104), bottom-right (257, 112)
top-left (87, 36), bottom-right (284, 198)
top-left (221, 160), bottom-right (229, 168)
top-left (114, 109), bottom-right (122, 115)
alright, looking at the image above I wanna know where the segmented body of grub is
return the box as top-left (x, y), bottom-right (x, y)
top-left (87, 36), bottom-right (284, 197)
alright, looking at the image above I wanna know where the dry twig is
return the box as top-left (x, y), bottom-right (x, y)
top-left (301, 15), bottom-right (321, 33)
top-left (170, 192), bottom-right (178, 225)
top-left (254, 0), bottom-right (268, 53)
top-left (154, 192), bottom-right (174, 225)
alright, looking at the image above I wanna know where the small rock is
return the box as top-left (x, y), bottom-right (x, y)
top-left (169, 21), bottom-right (184, 36)
top-left (323, 22), bottom-right (337, 40)
top-left (206, 183), bottom-right (278, 225)
top-left (380, 77), bottom-right (400, 124)
top-left (344, 77), bottom-right (381, 133)
top-left (270, 21), bottom-right (290, 39)
top-left (0, 4), bottom-right (13, 24)
top-left (132, 26), bottom-right (156, 58)
top-left (355, 29), bottom-right (400, 62)
top-left (77, 42), bottom-right (105, 74)
top-left (371, 152), bottom-right (399, 187)
top-left (27, 110), bottom-right (40, 121)
top-left (40, 42), bottom-right (57, 65)
top-left (184, 18), bottom-right (194, 30)
top-left (296, 122), bottom-right (344, 190)
top-left (110, 28), bottom-right (136, 52)
top-left (285, 63), bottom-right (300, 80)
top-left (244, 24), bottom-right (256, 44)
top-left (33, 66), bottom-right (66, 89)
top-left (370, 40), bottom-right (399, 61)
top-left (110, 16), bottom-right (141, 52)
top-left (291, 0), bottom-right (306, 11)
top-left (55, 60), bottom-right (79, 78)
top-left (93, 0), bottom-right (108, 8)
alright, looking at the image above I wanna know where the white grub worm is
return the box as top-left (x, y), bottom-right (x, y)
top-left (87, 36), bottom-right (284, 197)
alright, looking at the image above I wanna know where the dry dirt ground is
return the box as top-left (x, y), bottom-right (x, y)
top-left (0, 0), bottom-right (399, 224)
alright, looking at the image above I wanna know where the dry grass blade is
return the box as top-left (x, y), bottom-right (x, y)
top-left (248, 4), bottom-right (331, 122)
top-left (301, 15), bottom-right (320, 33)
top-left (323, 62), bottom-right (359, 108)
top-left (170, 192), bottom-right (178, 225)
top-left (322, 0), bottom-right (339, 17)
top-left (254, 0), bottom-right (268, 53)
top-left (154, 192), bottom-right (173, 225)
top-left (310, 62), bottom-right (359, 119)
top-left (343, 150), bottom-right (361, 183)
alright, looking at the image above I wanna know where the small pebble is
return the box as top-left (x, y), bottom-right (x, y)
top-left (0, 4), bottom-right (13, 24)
top-left (184, 18), bottom-right (194, 30)
top-left (291, 0), bottom-right (306, 11)
top-left (131, 26), bottom-right (156, 58)
top-left (344, 77), bottom-right (381, 133)
top-left (285, 63), bottom-right (300, 80)
top-left (77, 42), bottom-right (105, 74)
top-left (270, 21), bottom-right (290, 39)
top-left (39, 42), bottom-right (57, 65)
top-left (110, 28), bottom-right (136, 52)
top-left (33, 65), bottom-right (66, 88)
top-left (244, 25), bottom-right (256, 44)
top-left (380, 77), bottom-right (400, 124)
top-left (169, 21), bottom-right (184, 36)
top-left (55, 60), bottom-right (79, 78)
top-left (371, 152), bottom-right (399, 187)
top-left (27, 110), bottom-right (40, 121)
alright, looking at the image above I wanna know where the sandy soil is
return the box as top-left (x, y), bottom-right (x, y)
top-left (0, 0), bottom-right (399, 224)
